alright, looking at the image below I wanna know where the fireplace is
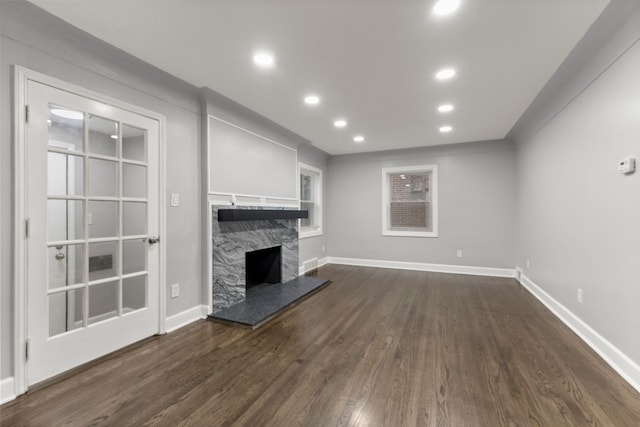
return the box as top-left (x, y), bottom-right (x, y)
top-left (246, 246), bottom-right (282, 289)
top-left (210, 205), bottom-right (331, 325)
top-left (211, 206), bottom-right (300, 312)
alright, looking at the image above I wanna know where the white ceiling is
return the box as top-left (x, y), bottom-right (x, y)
top-left (31, 0), bottom-right (609, 155)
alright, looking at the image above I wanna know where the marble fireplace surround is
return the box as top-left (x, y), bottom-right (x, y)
top-left (211, 206), bottom-right (299, 312)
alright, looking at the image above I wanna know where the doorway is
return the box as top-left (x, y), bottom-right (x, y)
top-left (16, 69), bottom-right (165, 388)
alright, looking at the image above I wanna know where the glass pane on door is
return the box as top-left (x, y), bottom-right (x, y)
top-left (48, 152), bottom-right (84, 196)
top-left (88, 114), bottom-right (118, 158)
top-left (123, 239), bottom-right (146, 274)
top-left (48, 244), bottom-right (84, 290)
top-left (88, 201), bottom-right (118, 238)
top-left (49, 288), bottom-right (84, 337)
top-left (88, 281), bottom-right (119, 324)
top-left (123, 276), bottom-right (147, 312)
top-left (89, 159), bottom-right (118, 197)
top-left (48, 200), bottom-right (84, 241)
top-left (122, 124), bottom-right (146, 162)
top-left (123, 202), bottom-right (146, 236)
top-left (88, 241), bottom-right (118, 281)
top-left (48, 105), bottom-right (84, 152)
top-left (123, 164), bottom-right (146, 198)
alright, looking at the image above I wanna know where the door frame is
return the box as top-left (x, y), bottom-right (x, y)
top-left (13, 66), bottom-right (167, 396)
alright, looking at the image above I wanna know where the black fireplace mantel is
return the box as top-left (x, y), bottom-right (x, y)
top-left (217, 209), bottom-right (308, 222)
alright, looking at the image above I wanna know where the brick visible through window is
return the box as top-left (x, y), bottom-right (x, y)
top-left (388, 173), bottom-right (430, 230)
top-left (382, 165), bottom-right (438, 237)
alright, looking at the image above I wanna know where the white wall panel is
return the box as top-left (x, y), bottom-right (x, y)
top-left (209, 116), bottom-right (297, 200)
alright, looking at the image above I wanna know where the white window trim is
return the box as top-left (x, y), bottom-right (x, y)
top-left (298, 162), bottom-right (323, 239)
top-left (381, 164), bottom-right (438, 238)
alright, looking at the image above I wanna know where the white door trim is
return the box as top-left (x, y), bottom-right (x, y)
top-left (13, 66), bottom-right (167, 396)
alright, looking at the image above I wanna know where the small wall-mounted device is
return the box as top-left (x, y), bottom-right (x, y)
top-left (618, 157), bottom-right (636, 174)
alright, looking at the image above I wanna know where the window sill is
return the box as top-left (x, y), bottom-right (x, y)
top-left (383, 230), bottom-right (438, 238)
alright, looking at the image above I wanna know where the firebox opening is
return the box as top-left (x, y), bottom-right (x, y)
top-left (245, 246), bottom-right (282, 290)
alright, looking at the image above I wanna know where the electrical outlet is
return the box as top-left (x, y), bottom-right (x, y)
top-left (456, 249), bottom-right (463, 258)
top-left (577, 288), bottom-right (583, 304)
top-left (171, 283), bottom-right (180, 298)
top-left (322, 245), bottom-right (326, 252)
top-left (526, 259), bottom-right (530, 269)
top-left (170, 193), bottom-right (180, 207)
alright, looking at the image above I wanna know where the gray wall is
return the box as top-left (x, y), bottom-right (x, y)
top-left (327, 140), bottom-right (516, 268)
top-left (514, 37), bottom-right (640, 364)
top-left (1, 1), bottom-right (202, 379)
top-left (297, 143), bottom-right (330, 268)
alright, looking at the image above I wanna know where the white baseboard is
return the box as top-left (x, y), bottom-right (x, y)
top-left (326, 256), bottom-right (516, 278)
top-left (1, 377), bottom-right (15, 405)
top-left (165, 305), bottom-right (209, 333)
top-left (519, 271), bottom-right (640, 394)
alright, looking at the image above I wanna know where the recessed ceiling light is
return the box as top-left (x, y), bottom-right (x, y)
top-left (439, 126), bottom-right (453, 133)
top-left (50, 109), bottom-right (83, 120)
top-left (438, 104), bottom-right (454, 113)
top-left (433, 0), bottom-right (461, 16)
top-left (435, 68), bottom-right (456, 80)
top-left (334, 119), bottom-right (347, 128)
top-left (353, 135), bottom-right (365, 143)
top-left (110, 134), bottom-right (118, 139)
top-left (253, 52), bottom-right (274, 68)
top-left (304, 95), bottom-right (320, 105)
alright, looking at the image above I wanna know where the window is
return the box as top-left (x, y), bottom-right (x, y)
top-left (299, 163), bottom-right (322, 238)
top-left (382, 165), bottom-right (438, 237)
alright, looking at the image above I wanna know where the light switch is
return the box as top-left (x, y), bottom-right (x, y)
top-left (170, 193), bottom-right (180, 207)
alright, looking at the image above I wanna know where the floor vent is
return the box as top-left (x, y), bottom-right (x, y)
top-left (303, 258), bottom-right (319, 273)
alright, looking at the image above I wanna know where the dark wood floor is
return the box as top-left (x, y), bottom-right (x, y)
top-left (2, 265), bottom-right (640, 426)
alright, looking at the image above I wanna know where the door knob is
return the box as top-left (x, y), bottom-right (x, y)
top-left (147, 236), bottom-right (160, 245)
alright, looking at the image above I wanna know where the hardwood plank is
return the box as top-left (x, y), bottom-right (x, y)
top-left (2, 265), bottom-right (639, 426)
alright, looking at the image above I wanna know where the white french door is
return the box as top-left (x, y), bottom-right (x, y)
top-left (24, 79), bottom-right (161, 386)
